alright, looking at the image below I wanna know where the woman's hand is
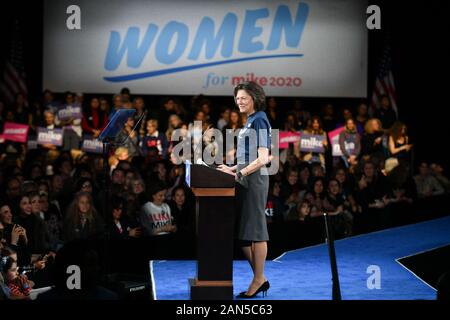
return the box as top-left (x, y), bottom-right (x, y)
top-left (19, 227), bottom-right (28, 244)
top-left (162, 225), bottom-right (177, 233)
top-left (358, 176), bottom-right (368, 190)
top-left (217, 165), bottom-right (236, 177)
top-left (11, 225), bottom-right (21, 245)
top-left (128, 227), bottom-right (143, 238)
top-left (93, 129), bottom-right (101, 138)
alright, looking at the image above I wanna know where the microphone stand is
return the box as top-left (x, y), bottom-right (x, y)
top-left (323, 211), bottom-right (342, 300)
top-left (100, 110), bottom-right (146, 278)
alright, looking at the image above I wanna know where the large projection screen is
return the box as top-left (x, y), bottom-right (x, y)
top-left (43, 0), bottom-right (368, 97)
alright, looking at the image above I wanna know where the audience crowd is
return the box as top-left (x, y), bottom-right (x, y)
top-left (1, 89), bottom-right (449, 299)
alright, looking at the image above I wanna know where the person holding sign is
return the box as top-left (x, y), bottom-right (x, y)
top-left (218, 82), bottom-right (272, 299)
top-left (41, 111), bottom-right (59, 150)
top-left (296, 116), bottom-right (328, 168)
top-left (338, 118), bottom-right (361, 170)
top-left (55, 92), bottom-right (82, 152)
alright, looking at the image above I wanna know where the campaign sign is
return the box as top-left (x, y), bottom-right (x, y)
top-left (279, 131), bottom-right (301, 149)
top-left (2, 122), bottom-right (29, 143)
top-left (300, 133), bottom-right (325, 153)
top-left (44, 0), bottom-right (368, 97)
top-left (58, 104), bottom-right (82, 120)
top-left (328, 127), bottom-right (356, 156)
top-left (37, 127), bottom-right (63, 146)
top-left (81, 136), bottom-right (103, 154)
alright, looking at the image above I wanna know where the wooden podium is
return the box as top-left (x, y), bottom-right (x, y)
top-left (185, 162), bottom-right (235, 300)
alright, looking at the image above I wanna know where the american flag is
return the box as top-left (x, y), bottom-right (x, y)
top-left (0, 19), bottom-right (28, 106)
top-left (370, 44), bottom-right (398, 117)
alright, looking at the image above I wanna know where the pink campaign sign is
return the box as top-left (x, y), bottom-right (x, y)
top-left (279, 131), bottom-right (301, 149)
top-left (2, 122), bottom-right (29, 143)
top-left (328, 126), bottom-right (345, 156)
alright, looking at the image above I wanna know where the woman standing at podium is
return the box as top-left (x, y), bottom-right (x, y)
top-left (218, 81), bottom-right (272, 298)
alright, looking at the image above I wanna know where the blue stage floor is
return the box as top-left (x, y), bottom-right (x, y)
top-left (151, 216), bottom-right (450, 300)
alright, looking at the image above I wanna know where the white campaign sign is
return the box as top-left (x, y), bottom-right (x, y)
top-left (44, 0), bottom-right (367, 97)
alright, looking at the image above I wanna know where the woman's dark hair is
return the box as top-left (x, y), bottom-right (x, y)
top-left (75, 177), bottom-right (94, 193)
top-left (27, 191), bottom-right (40, 200)
top-left (1, 256), bottom-right (15, 274)
top-left (306, 116), bottom-right (324, 134)
top-left (1, 246), bottom-right (16, 259)
top-left (345, 118), bottom-right (357, 133)
top-left (327, 178), bottom-right (341, 189)
top-left (171, 186), bottom-right (185, 198)
top-left (111, 195), bottom-right (126, 211)
top-left (148, 181), bottom-right (167, 198)
top-left (389, 121), bottom-right (407, 141)
top-left (308, 176), bottom-right (326, 197)
top-left (234, 81), bottom-right (266, 112)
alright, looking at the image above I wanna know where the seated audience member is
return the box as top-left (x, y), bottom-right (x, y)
top-left (354, 161), bottom-right (390, 233)
top-left (265, 181), bottom-right (287, 223)
top-left (414, 162), bottom-right (445, 199)
top-left (360, 118), bottom-right (385, 164)
top-left (430, 163), bottom-right (450, 193)
top-left (323, 178), bottom-right (354, 237)
top-left (216, 106), bottom-right (231, 131)
top-left (39, 191), bottom-right (62, 252)
top-left (311, 162), bottom-right (326, 178)
top-left (168, 187), bottom-right (192, 233)
top-left (142, 119), bottom-right (169, 159)
top-left (304, 177), bottom-right (327, 218)
top-left (287, 199), bottom-right (311, 222)
top-left (284, 112), bottom-right (300, 132)
top-left (63, 192), bottom-right (105, 242)
top-left (140, 183), bottom-right (177, 236)
top-left (165, 114), bottom-right (182, 141)
top-left (41, 110), bottom-right (60, 151)
top-left (15, 193), bottom-right (47, 256)
top-left (108, 196), bottom-right (142, 240)
top-left (297, 116), bottom-right (328, 169)
top-left (81, 97), bottom-right (108, 138)
top-left (332, 167), bottom-right (358, 214)
top-left (338, 118), bottom-right (361, 171)
top-left (0, 203), bottom-right (31, 267)
top-left (1, 256), bottom-right (34, 300)
top-left (280, 168), bottom-right (304, 215)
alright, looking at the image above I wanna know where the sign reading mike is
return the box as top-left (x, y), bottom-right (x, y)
top-left (81, 136), bottom-right (103, 154)
top-left (37, 128), bottom-right (63, 146)
top-left (279, 131), bottom-right (301, 149)
top-left (299, 133), bottom-right (325, 153)
top-left (2, 122), bottom-right (29, 143)
top-left (58, 104), bottom-right (82, 121)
